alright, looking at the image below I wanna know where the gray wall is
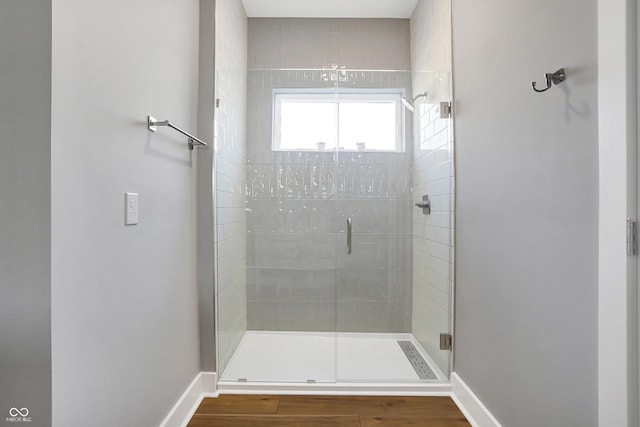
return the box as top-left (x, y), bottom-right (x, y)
top-left (0, 1), bottom-right (52, 426)
top-left (245, 19), bottom-right (414, 332)
top-left (51, 1), bottom-right (201, 426)
top-left (409, 0), bottom-right (454, 377)
top-left (452, 1), bottom-right (598, 426)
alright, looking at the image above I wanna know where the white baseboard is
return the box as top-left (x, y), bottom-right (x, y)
top-left (159, 372), bottom-right (217, 427)
top-left (450, 372), bottom-right (502, 427)
top-left (162, 371), bottom-right (500, 427)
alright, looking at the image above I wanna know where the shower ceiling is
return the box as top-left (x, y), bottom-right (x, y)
top-left (241, 0), bottom-right (419, 18)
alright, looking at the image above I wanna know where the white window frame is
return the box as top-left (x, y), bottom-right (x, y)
top-left (272, 88), bottom-right (405, 152)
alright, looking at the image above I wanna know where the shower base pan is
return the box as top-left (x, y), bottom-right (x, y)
top-left (217, 331), bottom-right (450, 395)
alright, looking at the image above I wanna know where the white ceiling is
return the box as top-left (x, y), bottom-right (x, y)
top-left (241, 0), bottom-right (419, 19)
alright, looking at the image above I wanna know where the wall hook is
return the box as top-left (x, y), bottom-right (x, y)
top-left (532, 68), bottom-right (566, 93)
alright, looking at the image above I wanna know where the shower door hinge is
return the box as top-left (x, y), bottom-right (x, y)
top-left (627, 218), bottom-right (637, 256)
top-left (439, 101), bottom-right (452, 119)
top-left (440, 333), bottom-right (453, 351)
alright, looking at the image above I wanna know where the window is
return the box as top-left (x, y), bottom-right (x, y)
top-left (272, 89), bottom-right (404, 152)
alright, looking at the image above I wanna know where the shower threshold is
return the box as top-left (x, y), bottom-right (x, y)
top-left (217, 331), bottom-right (450, 395)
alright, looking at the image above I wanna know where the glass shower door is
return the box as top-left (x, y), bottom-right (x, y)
top-left (217, 67), bottom-right (341, 384)
top-left (332, 70), bottom-right (417, 382)
top-left (407, 70), bottom-right (455, 380)
top-left (334, 70), bottom-right (454, 383)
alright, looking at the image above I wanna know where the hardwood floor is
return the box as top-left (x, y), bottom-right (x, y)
top-left (188, 394), bottom-right (471, 426)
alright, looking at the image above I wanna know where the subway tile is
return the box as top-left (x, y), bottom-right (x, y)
top-left (246, 267), bottom-right (278, 301)
top-left (337, 233), bottom-right (390, 268)
top-left (278, 300), bottom-right (337, 332)
top-left (276, 268), bottom-right (337, 301)
top-left (389, 200), bottom-right (413, 234)
top-left (249, 300), bottom-right (338, 332)
top-left (425, 256), bottom-right (451, 282)
top-left (247, 199), bottom-right (337, 233)
top-left (388, 299), bottom-right (412, 332)
top-left (336, 200), bottom-right (390, 234)
top-left (337, 267), bottom-right (390, 300)
top-left (336, 300), bottom-right (392, 332)
top-left (388, 233), bottom-right (413, 267)
top-left (251, 232), bottom-right (338, 269)
top-left (389, 266), bottom-right (413, 304)
top-left (247, 300), bottom-right (281, 330)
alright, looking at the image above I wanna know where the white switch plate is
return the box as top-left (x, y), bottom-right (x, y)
top-left (125, 192), bottom-right (139, 225)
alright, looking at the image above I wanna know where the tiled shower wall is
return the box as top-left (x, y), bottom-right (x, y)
top-left (245, 69), bottom-right (414, 332)
top-left (410, 0), bottom-right (454, 376)
top-left (214, 0), bottom-right (248, 376)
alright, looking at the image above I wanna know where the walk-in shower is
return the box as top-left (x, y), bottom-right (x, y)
top-left (213, 65), bottom-right (454, 389)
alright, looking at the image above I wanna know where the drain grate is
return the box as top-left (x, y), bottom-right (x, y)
top-left (397, 341), bottom-right (437, 380)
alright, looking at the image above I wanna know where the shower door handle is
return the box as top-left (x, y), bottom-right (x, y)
top-left (346, 217), bottom-right (352, 254)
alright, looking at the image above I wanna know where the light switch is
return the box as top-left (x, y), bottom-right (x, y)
top-left (125, 192), bottom-right (139, 225)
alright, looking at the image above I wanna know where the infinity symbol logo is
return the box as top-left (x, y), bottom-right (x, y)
top-left (9, 408), bottom-right (29, 417)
